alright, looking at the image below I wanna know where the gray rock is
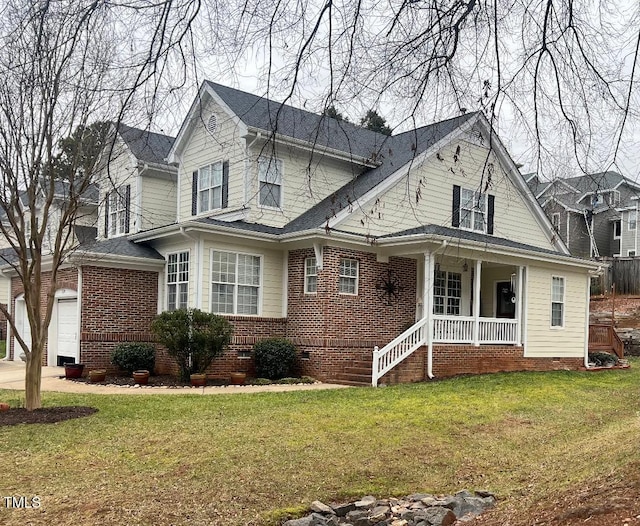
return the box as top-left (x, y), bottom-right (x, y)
top-left (310, 501), bottom-right (335, 514)
top-left (332, 502), bottom-right (356, 516)
top-left (354, 495), bottom-right (377, 508)
top-left (346, 509), bottom-right (371, 522)
top-left (423, 506), bottom-right (457, 526)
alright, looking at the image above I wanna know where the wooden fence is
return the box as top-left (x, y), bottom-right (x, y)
top-left (592, 257), bottom-right (640, 295)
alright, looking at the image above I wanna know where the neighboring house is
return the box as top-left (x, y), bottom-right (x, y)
top-left (527, 171), bottom-right (640, 258)
top-left (5, 83), bottom-right (602, 385)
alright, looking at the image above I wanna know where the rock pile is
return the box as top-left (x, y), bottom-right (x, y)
top-left (283, 489), bottom-right (496, 526)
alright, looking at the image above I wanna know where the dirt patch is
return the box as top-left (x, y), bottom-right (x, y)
top-left (474, 468), bottom-right (640, 525)
top-left (0, 406), bottom-right (98, 426)
top-left (591, 295), bottom-right (640, 327)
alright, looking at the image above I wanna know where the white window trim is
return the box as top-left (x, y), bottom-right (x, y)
top-left (257, 156), bottom-right (284, 210)
top-left (197, 161), bottom-right (223, 215)
top-left (210, 249), bottom-right (263, 316)
top-left (108, 187), bottom-right (128, 237)
top-left (166, 250), bottom-right (190, 311)
top-left (338, 258), bottom-right (359, 295)
top-left (304, 257), bottom-right (317, 294)
top-left (459, 187), bottom-right (487, 234)
top-left (613, 219), bottom-right (621, 240)
top-left (550, 275), bottom-right (565, 329)
top-left (628, 210), bottom-right (637, 231)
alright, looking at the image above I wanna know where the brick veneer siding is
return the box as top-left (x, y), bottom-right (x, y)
top-left (9, 268), bottom-right (78, 362)
top-left (80, 265), bottom-right (158, 372)
top-left (286, 247), bottom-right (418, 383)
top-left (432, 345), bottom-right (583, 377)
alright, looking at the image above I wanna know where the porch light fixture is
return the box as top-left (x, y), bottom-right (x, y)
top-left (463, 260), bottom-right (468, 272)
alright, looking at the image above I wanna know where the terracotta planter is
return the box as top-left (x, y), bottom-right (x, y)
top-left (132, 370), bottom-right (150, 385)
top-left (89, 369), bottom-right (107, 383)
top-left (64, 363), bottom-right (84, 379)
top-left (0, 402), bottom-right (9, 412)
top-left (230, 372), bottom-right (246, 385)
top-left (190, 373), bottom-right (207, 387)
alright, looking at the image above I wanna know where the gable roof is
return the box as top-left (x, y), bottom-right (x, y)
top-left (282, 113), bottom-right (477, 233)
top-left (117, 123), bottom-right (174, 165)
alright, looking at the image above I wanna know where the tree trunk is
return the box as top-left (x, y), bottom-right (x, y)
top-left (24, 350), bottom-right (43, 411)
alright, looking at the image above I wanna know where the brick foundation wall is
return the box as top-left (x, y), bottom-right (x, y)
top-left (432, 345), bottom-right (583, 377)
top-left (10, 268), bottom-right (78, 362)
top-left (153, 317), bottom-right (287, 378)
top-left (80, 265), bottom-right (158, 372)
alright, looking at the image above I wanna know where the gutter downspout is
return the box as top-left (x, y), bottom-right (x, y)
top-left (585, 266), bottom-right (602, 368)
top-left (427, 239), bottom-right (449, 379)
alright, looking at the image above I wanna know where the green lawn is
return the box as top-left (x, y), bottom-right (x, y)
top-left (1, 359), bottom-right (639, 525)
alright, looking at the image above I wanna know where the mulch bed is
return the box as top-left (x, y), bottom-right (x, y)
top-left (0, 406), bottom-right (98, 426)
top-left (67, 374), bottom-right (229, 387)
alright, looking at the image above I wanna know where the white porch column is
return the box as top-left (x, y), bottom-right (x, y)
top-left (473, 259), bottom-right (482, 346)
top-left (516, 265), bottom-right (524, 346)
top-left (423, 251), bottom-right (434, 378)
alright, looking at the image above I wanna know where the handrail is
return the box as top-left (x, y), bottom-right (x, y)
top-left (372, 318), bottom-right (428, 387)
top-left (588, 323), bottom-right (624, 359)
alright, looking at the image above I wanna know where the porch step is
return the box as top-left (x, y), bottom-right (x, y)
top-left (333, 375), bottom-right (372, 387)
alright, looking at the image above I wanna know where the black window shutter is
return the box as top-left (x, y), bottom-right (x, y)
top-left (104, 191), bottom-right (110, 237)
top-left (487, 194), bottom-right (495, 235)
top-left (124, 185), bottom-right (131, 233)
top-left (192, 171), bottom-right (198, 215)
top-left (452, 185), bottom-right (461, 227)
top-left (222, 161), bottom-right (229, 209)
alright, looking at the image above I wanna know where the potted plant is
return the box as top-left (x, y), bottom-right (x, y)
top-left (151, 308), bottom-right (233, 384)
top-left (190, 373), bottom-right (207, 387)
top-left (229, 372), bottom-right (246, 385)
top-left (0, 402), bottom-right (9, 412)
top-left (88, 369), bottom-right (106, 383)
top-left (64, 363), bottom-right (84, 379)
top-left (132, 370), bottom-right (150, 385)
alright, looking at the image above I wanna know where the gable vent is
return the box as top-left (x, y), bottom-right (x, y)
top-left (207, 114), bottom-right (218, 136)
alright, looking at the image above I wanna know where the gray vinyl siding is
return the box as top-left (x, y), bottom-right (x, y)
top-left (592, 209), bottom-right (618, 257)
top-left (567, 211), bottom-right (590, 258)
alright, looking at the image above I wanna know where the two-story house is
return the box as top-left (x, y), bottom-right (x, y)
top-left (527, 171), bottom-right (640, 258)
top-left (6, 82), bottom-right (601, 384)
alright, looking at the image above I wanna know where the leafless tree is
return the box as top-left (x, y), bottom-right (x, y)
top-left (202, 0), bottom-right (640, 181)
top-left (0, 0), bottom-right (199, 410)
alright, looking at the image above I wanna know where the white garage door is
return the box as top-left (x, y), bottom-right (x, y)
top-left (56, 298), bottom-right (78, 361)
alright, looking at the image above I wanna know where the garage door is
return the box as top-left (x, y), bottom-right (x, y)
top-left (56, 298), bottom-right (78, 361)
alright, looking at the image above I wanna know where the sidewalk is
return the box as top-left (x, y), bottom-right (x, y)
top-left (0, 359), bottom-right (349, 395)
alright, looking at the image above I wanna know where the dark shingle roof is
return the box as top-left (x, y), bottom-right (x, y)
top-left (118, 123), bottom-right (174, 165)
top-left (378, 224), bottom-right (564, 256)
top-left (562, 171), bottom-right (626, 194)
top-left (206, 81), bottom-right (389, 160)
top-left (53, 181), bottom-right (99, 204)
top-left (193, 217), bottom-right (284, 235)
top-left (78, 236), bottom-right (164, 260)
top-left (74, 226), bottom-right (97, 244)
top-left (282, 113), bottom-right (476, 233)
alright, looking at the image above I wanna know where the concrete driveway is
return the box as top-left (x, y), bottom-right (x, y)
top-left (0, 359), bottom-right (348, 395)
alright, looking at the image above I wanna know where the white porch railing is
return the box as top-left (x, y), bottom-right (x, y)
top-left (372, 318), bottom-right (428, 387)
top-left (433, 315), bottom-right (518, 344)
top-left (372, 316), bottom-right (519, 386)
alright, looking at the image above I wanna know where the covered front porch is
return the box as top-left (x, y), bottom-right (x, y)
top-left (373, 249), bottom-right (526, 386)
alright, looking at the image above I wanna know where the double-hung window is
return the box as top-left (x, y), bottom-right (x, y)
top-left (551, 276), bottom-right (565, 327)
top-left (551, 213), bottom-right (560, 232)
top-left (628, 210), bottom-right (637, 231)
top-left (304, 257), bottom-right (317, 294)
top-left (460, 188), bottom-right (486, 232)
top-left (258, 156), bottom-right (283, 208)
top-left (433, 270), bottom-right (462, 315)
top-left (338, 258), bottom-right (358, 294)
top-left (198, 162), bottom-right (223, 213)
top-left (108, 187), bottom-right (128, 237)
top-left (211, 250), bottom-right (261, 315)
top-left (167, 252), bottom-right (189, 310)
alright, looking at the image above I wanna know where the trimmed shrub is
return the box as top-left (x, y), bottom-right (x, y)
top-left (151, 309), bottom-right (233, 382)
top-left (253, 338), bottom-right (297, 380)
top-left (111, 343), bottom-right (155, 374)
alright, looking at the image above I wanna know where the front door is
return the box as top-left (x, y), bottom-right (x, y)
top-left (496, 281), bottom-right (516, 319)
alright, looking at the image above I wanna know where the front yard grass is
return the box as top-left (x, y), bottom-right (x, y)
top-left (1, 359), bottom-right (639, 525)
